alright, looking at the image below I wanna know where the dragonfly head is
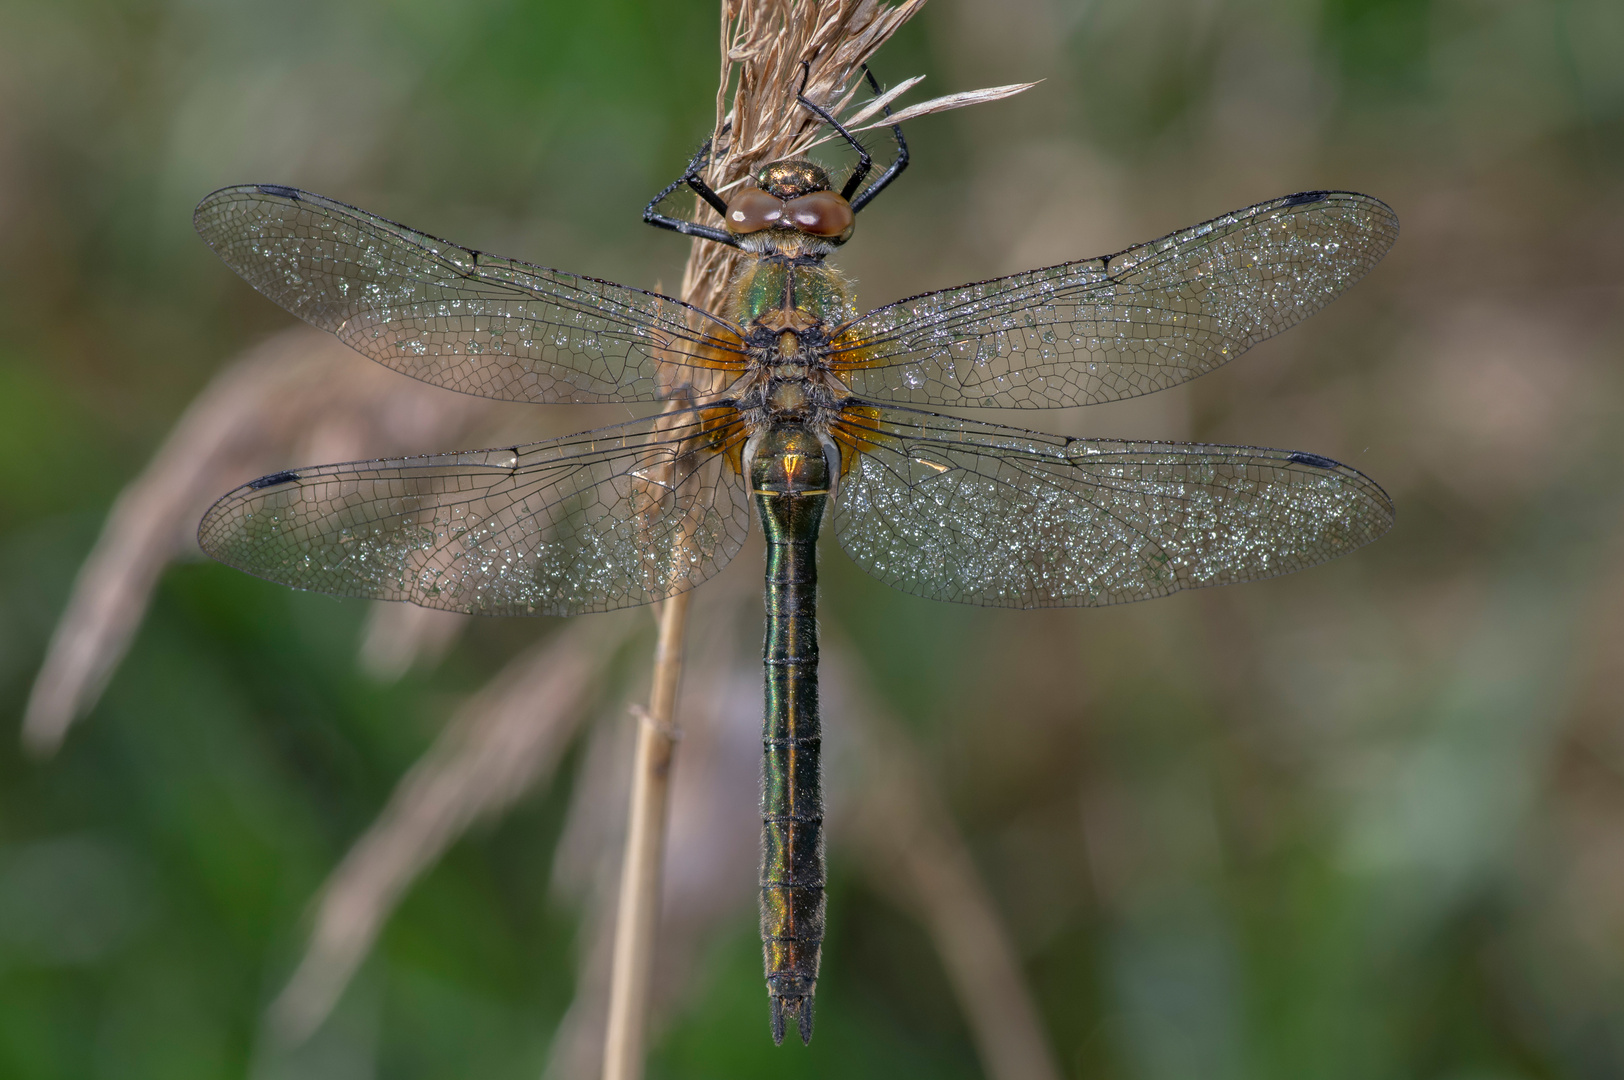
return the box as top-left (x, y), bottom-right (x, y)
top-left (724, 158), bottom-right (855, 250)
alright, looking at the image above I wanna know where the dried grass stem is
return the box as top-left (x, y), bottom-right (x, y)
top-left (601, 590), bottom-right (691, 1080)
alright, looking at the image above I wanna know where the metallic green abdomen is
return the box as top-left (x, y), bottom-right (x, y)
top-left (750, 425), bottom-right (830, 1046)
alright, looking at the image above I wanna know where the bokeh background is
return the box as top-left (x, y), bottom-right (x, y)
top-left (3, 0), bottom-right (1624, 1077)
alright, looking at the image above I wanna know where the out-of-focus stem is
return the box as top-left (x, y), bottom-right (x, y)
top-left (850, 701), bottom-right (1063, 1080)
top-left (601, 589), bottom-right (690, 1080)
top-left (893, 811), bottom-right (1061, 1080)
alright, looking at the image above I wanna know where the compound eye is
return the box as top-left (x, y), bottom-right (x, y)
top-left (784, 190), bottom-right (854, 239)
top-left (725, 188), bottom-right (785, 234)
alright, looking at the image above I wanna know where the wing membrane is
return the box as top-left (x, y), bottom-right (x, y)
top-left (197, 410), bottom-right (750, 616)
top-left (832, 406), bottom-right (1393, 607)
top-left (194, 185), bottom-right (747, 404)
top-left (831, 192), bottom-right (1398, 408)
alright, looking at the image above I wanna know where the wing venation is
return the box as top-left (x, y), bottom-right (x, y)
top-left (832, 406), bottom-right (1393, 607)
top-left (830, 191), bottom-right (1398, 409)
top-left (194, 185), bottom-right (746, 404)
top-left (197, 410), bottom-right (750, 616)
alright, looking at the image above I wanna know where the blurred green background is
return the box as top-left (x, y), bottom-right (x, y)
top-left (3, 0), bottom-right (1624, 1077)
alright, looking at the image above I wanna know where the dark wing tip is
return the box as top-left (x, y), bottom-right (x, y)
top-left (193, 183), bottom-right (307, 234)
top-left (1278, 189), bottom-right (1400, 237)
top-left (1284, 449), bottom-right (1397, 534)
top-left (1281, 190), bottom-right (1330, 207)
top-left (246, 470), bottom-right (301, 490)
top-left (194, 182), bottom-right (300, 213)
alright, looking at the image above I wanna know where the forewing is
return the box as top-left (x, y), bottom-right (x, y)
top-left (832, 407), bottom-right (1392, 607)
top-left (832, 192), bottom-right (1398, 408)
top-left (194, 185), bottom-right (746, 404)
top-left (197, 410), bottom-right (751, 616)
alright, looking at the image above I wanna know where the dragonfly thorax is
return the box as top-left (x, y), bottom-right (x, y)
top-left (731, 319), bottom-right (850, 434)
top-left (734, 361), bottom-right (849, 434)
top-left (725, 249), bottom-right (855, 437)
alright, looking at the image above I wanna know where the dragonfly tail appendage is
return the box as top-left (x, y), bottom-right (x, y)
top-left (769, 991), bottom-right (815, 1046)
top-left (754, 426), bottom-right (831, 1045)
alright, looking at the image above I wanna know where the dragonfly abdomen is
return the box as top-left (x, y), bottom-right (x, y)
top-left (750, 425), bottom-right (832, 1046)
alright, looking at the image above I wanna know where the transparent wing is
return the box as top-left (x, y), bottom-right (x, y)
top-left (194, 185), bottom-right (747, 404)
top-left (197, 409), bottom-right (751, 616)
top-left (832, 406), bottom-right (1393, 607)
top-left (830, 192), bottom-right (1398, 408)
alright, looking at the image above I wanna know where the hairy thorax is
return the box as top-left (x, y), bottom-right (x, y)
top-left (725, 252), bottom-right (858, 436)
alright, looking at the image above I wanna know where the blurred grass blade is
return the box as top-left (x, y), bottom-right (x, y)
top-left (833, 644), bottom-right (1063, 1080)
top-left (357, 604), bottom-right (470, 682)
top-left (268, 617), bottom-right (635, 1044)
top-left (21, 329), bottom-right (498, 754)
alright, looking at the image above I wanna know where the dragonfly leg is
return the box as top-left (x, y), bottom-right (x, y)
top-left (848, 65), bottom-right (909, 214)
top-left (643, 132), bottom-right (741, 247)
top-left (795, 61), bottom-right (874, 203)
top-left (795, 63), bottom-right (908, 213)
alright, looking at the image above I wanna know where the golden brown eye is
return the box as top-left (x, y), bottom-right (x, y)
top-left (725, 188), bottom-right (785, 235)
top-left (784, 191), bottom-right (855, 239)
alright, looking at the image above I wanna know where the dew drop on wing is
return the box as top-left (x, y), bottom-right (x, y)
top-left (1287, 452), bottom-right (1340, 470)
top-left (248, 470), bottom-right (300, 490)
top-left (1281, 191), bottom-right (1329, 207)
top-left (255, 184), bottom-right (301, 200)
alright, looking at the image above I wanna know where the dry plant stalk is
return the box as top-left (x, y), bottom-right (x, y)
top-left (601, 592), bottom-right (690, 1080)
top-left (541, 562), bottom-right (763, 1080)
top-left (679, 0), bottom-right (931, 321)
top-left (677, 0), bottom-right (1035, 321)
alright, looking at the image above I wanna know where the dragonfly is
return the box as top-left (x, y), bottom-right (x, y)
top-left (191, 76), bottom-right (1397, 1045)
